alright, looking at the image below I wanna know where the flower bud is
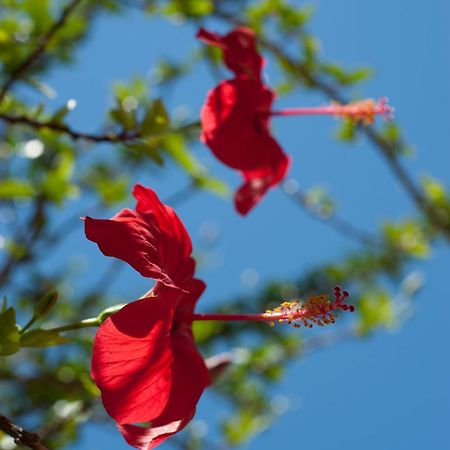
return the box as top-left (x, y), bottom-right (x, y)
top-left (33, 290), bottom-right (58, 319)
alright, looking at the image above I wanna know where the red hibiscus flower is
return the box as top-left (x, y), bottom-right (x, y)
top-left (198, 27), bottom-right (392, 215)
top-left (91, 280), bottom-right (210, 450)
top-left (198, 26), bottom-right (289, 215)
top-left (85, 185), bottom-right (355, 448)
top-left (85, 184), bottom-right (195, 289)
top-left (85, 185), bottom-right (210, 449)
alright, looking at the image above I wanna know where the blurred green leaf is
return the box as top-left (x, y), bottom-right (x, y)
top-left (140, 98), bottom-right (170, 135)
top-left (0, 307), bottom-right (20, 355)
top-left (357, 290), bottom-right (395, 335)
top-left (0, 178), bottom-right (34, 199)
top-left (336, 118), bottom-right (357, 142)
top-left (322, 63), bottom-right (373, 85)
top-left (20, 329), bottom-right (70, 348)
top-left (382, 220), bottom-right (430, 258)
top-left (40, 148), bottom-right (78, 204)
top-left (163, 0), bottom-right (213, 17)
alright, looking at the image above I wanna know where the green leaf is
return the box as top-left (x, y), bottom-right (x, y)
top-left (0, 307), bottom-right (20, 355)
top-left (40, 148), bottom-right (78, 204)
top-left (109, 99), bottom-right (136, 131)
top-left (140, 98), bottom-right (170, 135)
top-left (20, 329), bottom-right (70, 348)
top-left (382, 220), bottom-right (430, 258)
top-left (163, 0), bottom-right (213, 17)
top-left (336, 118), bottom-right (357, 142)
top-left (0, 179), bottom-right (34, 199)
top-left (96, 176), bottom-right (128, 205)
top-left (357, 291), bottom-right (395, 335)
top-left (322, 63), bottom-right (373, 85)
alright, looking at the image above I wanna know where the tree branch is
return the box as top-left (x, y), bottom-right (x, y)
top-left (0, 0), bottom-right (83, 102)
top-left (282, 181), bottom-right (379, 247)
top-left (0, 414), bottom-right (49, 450)
top-left (0, 111), bottom-right (140, 143)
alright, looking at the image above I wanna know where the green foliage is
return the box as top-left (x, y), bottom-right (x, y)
top-left (0, 1), bottom-right (443, 449)
top-left (20, 329), bottom-right (70, 348)
top-left (0, 178), bottom-right (34, 199)
top-left (321, 63), bottom-right (373, 86)
top-left (162, 0), bottom-right (214, 17)
top-left (382, 220), bottom-right (430, 258)
top-left (336, 118), bottom-right (357, 142)
top-left (0, 307), bottom-right (20, 355)
top-left (357, 290), bottom-right (395, 335)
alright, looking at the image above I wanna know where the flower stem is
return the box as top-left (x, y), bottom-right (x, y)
top-left (46, 317), bottom-right (100, 333)
top-left (20, 316), bottom-right (38, 335)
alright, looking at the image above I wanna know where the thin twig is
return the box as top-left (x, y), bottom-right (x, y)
top-left (282, 181), bottom-right (379, 247)
top-left (0, 0), bottom-right (83, 102)
top-left (0, 414), bottom-right (49, 450)
top-left (0, 111), bottom-right (140, 143)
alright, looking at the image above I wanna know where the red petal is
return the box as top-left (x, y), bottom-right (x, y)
top-left (91, 282), bottom-right (210, 428)
top-left (118, 410), bottom-right (195, 450)
top-left (235, 151), bottom-right (290, 216)
top-left (153, 280), bottom-right (210, 424)
top-left (133, 185), bottom-right (192, 261)
top-left (85, 185), bottom-right (195, 288)
top-left (197, 27), bottom-right (264, 80)
top-left (201, 79), bottom-right (278, 172)
top-left (91, 296), bottom-right (176, 425)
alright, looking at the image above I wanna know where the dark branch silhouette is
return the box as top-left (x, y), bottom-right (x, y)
top-left (0, 111), bottom-right (140, 143)
top-left (0, 414), bottom-right (49, 450)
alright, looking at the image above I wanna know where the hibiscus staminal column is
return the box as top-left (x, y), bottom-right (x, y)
top-left (267, 97), bottom-right (394, 125)
top-left (180, 286), bottom-right (354, 328)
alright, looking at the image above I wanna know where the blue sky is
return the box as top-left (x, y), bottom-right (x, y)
top-left (35, 1), bottom-right (450, 449)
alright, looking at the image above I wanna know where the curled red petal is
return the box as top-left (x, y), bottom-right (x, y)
top-left (118, 410), bottom-right (195, 450)
top-left (197, 27), bottom-right (264, 79)
top-left (133, 185), bottom-right (192, 261)
top-left (235, 150), bottom-right (290, 215)
top-left (85, 185), bottom-right (195, 288)
top-left (201, 78), bottom-right (279, 171)
top-left (91, 296), bottom-right (176, 425)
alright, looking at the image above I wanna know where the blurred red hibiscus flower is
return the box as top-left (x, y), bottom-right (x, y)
top-left (198, 26), bottom-right (392, 215)
top-left (85, 185), bottom-right (210, 449)
top-left (198, 26), bottom-right (290, 215)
